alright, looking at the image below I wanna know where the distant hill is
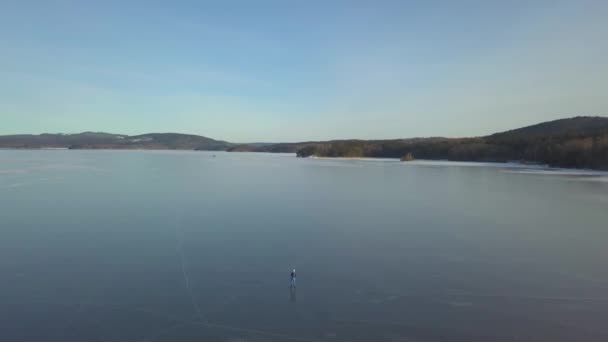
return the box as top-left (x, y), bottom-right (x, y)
top-left (2, 116), bottom-right (607, 169)
top-left (489, 116), bottom-right (608, 140)
top-left (0, 132), bottom-right (231, 150)
top-left (290, 116), bottom-right (608, 169)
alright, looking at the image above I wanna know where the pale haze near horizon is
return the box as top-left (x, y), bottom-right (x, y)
top-left (1, 1), bottom-right (606, 142)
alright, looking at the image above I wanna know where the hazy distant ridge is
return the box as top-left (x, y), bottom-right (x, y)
top-left (0, 132), bottom-right (231, 151)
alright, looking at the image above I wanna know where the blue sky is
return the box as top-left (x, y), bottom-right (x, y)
top-left (1, 1), bottom-right (606, 142)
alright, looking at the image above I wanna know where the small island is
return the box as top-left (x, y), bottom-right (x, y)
top-left (400, 153), bottom-right (415, 162)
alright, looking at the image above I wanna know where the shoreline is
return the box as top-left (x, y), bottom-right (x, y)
top-left (306, 156), bottom-right (608, 175)
top-left (1, 148), bottom-right (608, 174)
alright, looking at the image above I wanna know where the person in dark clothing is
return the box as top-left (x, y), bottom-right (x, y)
top-left (290, 269), bottom-right (296, 287)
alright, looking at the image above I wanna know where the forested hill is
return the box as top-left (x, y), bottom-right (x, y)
top-left (293, 117), bottom-right (608, 170)
top-left (0, 132), bottom-right (231, 150)
top-left (489, 117), bottom-right (608, 140)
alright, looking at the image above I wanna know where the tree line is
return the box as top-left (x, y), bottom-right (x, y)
top-left (295, 117), bottom-right (608, 170)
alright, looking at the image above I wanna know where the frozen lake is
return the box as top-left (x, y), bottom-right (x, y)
top-left (2, 150), bottom-right (608, 341)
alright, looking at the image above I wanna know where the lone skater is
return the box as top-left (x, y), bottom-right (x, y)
top-left (290, 269), bottom-right (296, 288)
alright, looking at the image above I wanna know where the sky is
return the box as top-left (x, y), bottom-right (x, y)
top-left (1, 0), bottom-right (607, 142)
